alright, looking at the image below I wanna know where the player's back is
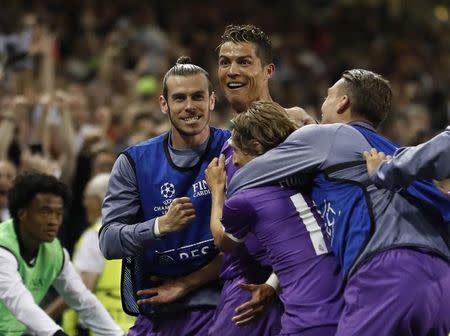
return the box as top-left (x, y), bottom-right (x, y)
top-left (316, 123), bottom-right (450, 276)
top-left (230, 186), bottom-right (332, 278)
top-left (224, 185), bottom-right (343, 334)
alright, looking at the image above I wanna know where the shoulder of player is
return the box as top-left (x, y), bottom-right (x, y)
top-left (132, 132), bottom-right (168, 147)
top-left (211, 126), bottom-right (231, 140)
top-left (287, 123), bottom-right (337, 141)
top-left (233, 185), bottom-right (282, 202)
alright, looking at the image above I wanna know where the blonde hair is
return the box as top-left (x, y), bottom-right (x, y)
top-left (231, 101), bottom-right (297, 156)
top-left (84, 173), bottom-right (110, 201)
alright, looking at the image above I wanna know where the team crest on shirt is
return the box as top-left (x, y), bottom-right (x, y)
top-left (153, 182), bottom-right (175, 214)
top-left (30, 278), bottom-right (45, 290)
top-left (316, 199), bottom-right (340, 240)
top-left (160, 182), bottom-right (176, 198)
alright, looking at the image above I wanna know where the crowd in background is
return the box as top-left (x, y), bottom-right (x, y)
top-left (1, 0), bottom-right (449, 254)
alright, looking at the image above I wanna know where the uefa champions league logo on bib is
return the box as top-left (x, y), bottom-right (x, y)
top-left (161, 182), bottom-right (176, 198)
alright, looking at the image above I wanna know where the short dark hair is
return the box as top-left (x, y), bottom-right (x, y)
top-left (341, 69), bottom-right (392, 128)
top-left (162, 56), bottom-right (213, 99)
top-left (218, 24), bottom-right (273, 65)
top-left (8, 172), bottom-right (70, 224)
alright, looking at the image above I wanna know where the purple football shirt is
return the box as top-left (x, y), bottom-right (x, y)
top-left (222, 185), bottom-right (344, 334)
top-left (208, 140), bottom-right (282, 335)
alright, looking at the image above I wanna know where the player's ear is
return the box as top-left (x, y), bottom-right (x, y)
top-left (250, 139), bottom-right (264, 155)
top-left (209, 91), bottom-right (216, 111)
top-left (336, 95), bottom-right (350, 114)
top-left (17, 208), bottom-right (27, 223)
top-left (159, 95), bottom-right (169, 115)
top-left (265, 63), bottom-right (275, 80)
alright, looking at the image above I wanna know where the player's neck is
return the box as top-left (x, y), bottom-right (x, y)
top-left (231, 92), bottom-right (273, 114)
top-left (346, 111), bottom-right (374, 127)
top-left (17, 228), bottom-right (40, 263)
top-left (169, 128), bottom-right (210, 150)
top-left (258, 91), bottom-right (273, 103)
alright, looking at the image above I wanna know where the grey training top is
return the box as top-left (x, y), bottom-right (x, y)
top-left (99, 138), bottom-right (208, 259)
top-left (228, 122), bottom-right (450, 276)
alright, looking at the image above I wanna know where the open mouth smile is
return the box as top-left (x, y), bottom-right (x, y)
top-left (181, 116), bottom-right (201, 123)
top-left (227, 82), bottom-right (245, 89)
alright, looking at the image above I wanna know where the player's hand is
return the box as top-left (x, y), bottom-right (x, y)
top-left (205, 154), bottom-right (226, 194)
top-left (158, 197), bottom-right (196, 235)
top-left (363, 148), bottom-right (392, 175)
top-left (286, 106), bottom-right (317, 128)
top-left (136, 277), bottom-right (188, 305)
top-left (232, 283), bottom-right (276, 325)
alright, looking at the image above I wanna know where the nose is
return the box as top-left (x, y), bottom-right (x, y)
top-left (227, 61), bottom-right (239, 77)
top-left (47, 212), bottom-right (62, 226)
top-left (185, 98), bottom-right (196, 112)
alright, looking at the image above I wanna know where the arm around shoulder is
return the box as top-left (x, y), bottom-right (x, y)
top-left (371, 127), bottom-right (450, 188)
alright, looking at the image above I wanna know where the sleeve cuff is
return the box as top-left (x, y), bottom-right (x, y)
top-left (134, 219), bottom-right (159, 245)
top-left (223, 230), bottom-right (245, 243)
top-left (154, 217), bottom-right (162, 238)
top-left (265, 272), bottom-right (280, 293)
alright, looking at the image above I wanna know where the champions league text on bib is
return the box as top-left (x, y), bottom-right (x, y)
top-left (122, 127), bottom-right (230, 315)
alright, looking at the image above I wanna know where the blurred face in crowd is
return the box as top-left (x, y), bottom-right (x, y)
top-left (0, 161), bottom-right (16, 209)
top-left (91, 151), bottom-right (116, 175)
top-left (18, 193), bottom-right (64, 243)
top-left (83, 189), bottom-right (102, 225)
top-left (321, 78), bottom-right (348, 124)
top-left (159, 74), bottom-right (214, 148)
top-left (218, 42), bottom-right (273, 113)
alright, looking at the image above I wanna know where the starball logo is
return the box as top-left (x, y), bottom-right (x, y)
top-left (153, 182), bottom-right (176, 214)
top-left (160, 182), bottom-right (175, 198)
top-left (153, 180), bottom-right (211, 215)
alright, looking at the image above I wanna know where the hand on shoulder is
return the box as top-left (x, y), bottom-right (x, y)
top-left (285, 106), bottom-right (317, 128)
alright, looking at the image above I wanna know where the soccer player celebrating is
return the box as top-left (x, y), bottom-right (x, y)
top-left (206, 101), bottom-right (344, 335)
top-left (207, 24), bottom-right (316, 335)
top-left (227, 69), bottom-right (450, 336)
top-left (99, 57), bottom-right (230, 335)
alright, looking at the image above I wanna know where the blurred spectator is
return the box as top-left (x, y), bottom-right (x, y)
top-left (46, 173), bottom-right (136, 335)
top-left (0, 160), bottom-right (16, 221)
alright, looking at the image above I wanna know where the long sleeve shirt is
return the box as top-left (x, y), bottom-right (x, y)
top-left (227, 122), bottom-right (450, 277)
top-left (99, 154), bottom-right (157, 259)
top-left (371, 126), bottom-right (450, 189)
top-left (0, 248), bottom-right (123, 336)
top-left (99, 138), bottom-right (209, 259)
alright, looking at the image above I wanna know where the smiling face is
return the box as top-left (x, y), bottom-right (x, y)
top-left (18, 193), bottom-right (64, 243)
top-left (160, 73), bottom-right (214, 148)
top-left (218, 41), bottom-right (273, 113)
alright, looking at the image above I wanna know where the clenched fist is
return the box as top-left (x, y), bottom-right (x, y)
top-left (158, 197), bottom-right (196, 235)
